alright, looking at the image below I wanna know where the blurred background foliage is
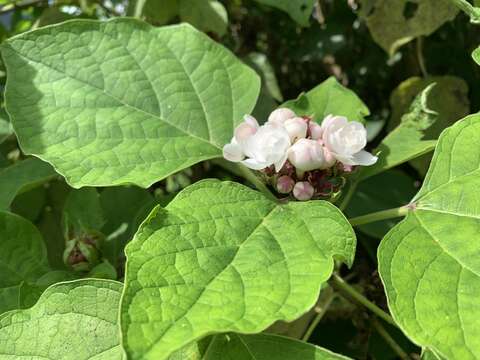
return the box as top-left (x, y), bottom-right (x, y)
top-left (0, 0), bottom-right (478, 358)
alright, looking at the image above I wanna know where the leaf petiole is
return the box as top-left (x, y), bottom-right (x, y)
top-left (348, 205), bottom-right (410, 227)
top-left (330, 274), bottom-right (397, 327)
top-left (372, 317), bottom-right (411, 360)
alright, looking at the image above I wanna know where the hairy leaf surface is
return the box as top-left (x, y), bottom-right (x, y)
top-left (379, 115), bottom-right (480, 359)
top-left (2, 19), bottom-right (260, 187)
top-left (121, 180), bottom-right (356, 359)
top-left (0, 279), bottom-right (124, 359)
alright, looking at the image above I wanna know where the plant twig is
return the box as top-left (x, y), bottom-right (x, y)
top-left (372, 317), bottom-right (411, 360)
top-left (348, 206), bottom-right (409, 227)
top-left (301, 290), bottom-right (336, 341)
top-left (235, 163), bottom-right (278, 202)
top-left (330, 274), bottom-right (397, 327)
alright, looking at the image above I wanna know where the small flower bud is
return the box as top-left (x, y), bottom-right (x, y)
top-left (284, 117), bottom-right (308, 142)
top-left (276, 175), bottom-right (295, 194)
top-left (288, 138), bottom-right (327, 171)
top-left (309, 122), bottom-right (323, 140)
top-left (293, 181), bottom-right (314, 201)
top-left (268, 108), bottom-right (296, 125)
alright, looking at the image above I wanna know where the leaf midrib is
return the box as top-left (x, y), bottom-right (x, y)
top-left (4, 44), bottom-right (221, 152)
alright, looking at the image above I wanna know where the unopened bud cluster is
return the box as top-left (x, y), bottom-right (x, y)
top-left (223, 108), bottom-right (377, 201)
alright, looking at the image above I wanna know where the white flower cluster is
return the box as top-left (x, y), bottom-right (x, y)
top-left (223, 108), bottom-right (377, 200)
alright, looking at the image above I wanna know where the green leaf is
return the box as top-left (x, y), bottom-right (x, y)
top-left (359, 85), bottom-right (438, 181)
top-left (359, 0), bottom-right (458, 55)
top-left (0, 279), bottom-right (125, 359)
top-left (253, 0), bottom-right (315, 26)
top-left (205, 333), bottom-right (351, 359)
top-left (179, 0), bottom-right (228, 36)
top-left (378, 114), bottom-right (480, 359)
top-left (121, 180), bottom-right (356, 359)
top-left (473, 46), bottom-right (480, 66)
top-left (142, 0), bottom-right (179, 25)
top-left (422, 349), bottom-right (444, 360)
top-left (63, 187), bottom-right (105, 234)
top-left (100, 186), bottom-right (155, 266)
top-left (388, 76), bottom-right (470, 176)
top-left (0, 211), bottom-right (50, 314)
top-left (2, 19), bottom-right (260, 188)
top-left (283, 77), bottom-right (370, 123)
top-left (0, 158), bottom-right (56, 210)
top-left (346, 170), bottom-right (417, 239)
top-left (0, 112), bottom-right (12, 145)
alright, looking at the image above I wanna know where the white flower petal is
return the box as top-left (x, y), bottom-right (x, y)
top-left (241, 158), bottom-right (269, 170)
top-left (268, 108), bottom-right (296, 125)
top-left (350, 150), bottom-right (378, 166)
top-left (223, 142), bottom-right (244, 162)
top-left (243, 114), bottom-right (259, 129)
top-left (274, 152), bottom-right (288, 172)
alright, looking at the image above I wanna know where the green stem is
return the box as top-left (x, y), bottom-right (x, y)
top-left (330, 274), bottom-right (397, 327)
top-left (348, 206), bottom-right (409, 227)
top-left (235, 163), bottom-right (278, 202)
top-left (301, 291), bottom-right (336, 341)
top-left (449, 0), bottom-right (480, 23)
top-left (372, 318), bottom-right (411, 360)
top-left (132, 0), bottom-right (147, 18)
top-left (338, 181), bottom-right (357, 211)
top-left (213, 159), bottom-right (278, 201)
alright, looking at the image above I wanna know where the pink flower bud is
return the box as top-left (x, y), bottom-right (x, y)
top-left (276, 175), bottom-right (295, 194)
top-left (293, 181), bottom-right (314, 201)
top-left (268, 108), bottom-right (296, 125)
top-left (309, 122), bottom-right (323, 140)
top-left (284, 117), bottom-right (308, 142)
top-left (288, 138), bottom-right (327, 171)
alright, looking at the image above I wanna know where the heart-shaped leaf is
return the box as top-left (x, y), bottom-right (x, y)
top-left (283, 77), bottom-right (370, 123)
top-left (0, 279), bottom-right (124, 359)
top-left (359, 0), bottom-right (458, 55)
top-left (1, 19), bottom-right (260, 187)
top-left (379, 114), bottom-right (480, 359)
top-left (121, 180), bottom-right (355, 359)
